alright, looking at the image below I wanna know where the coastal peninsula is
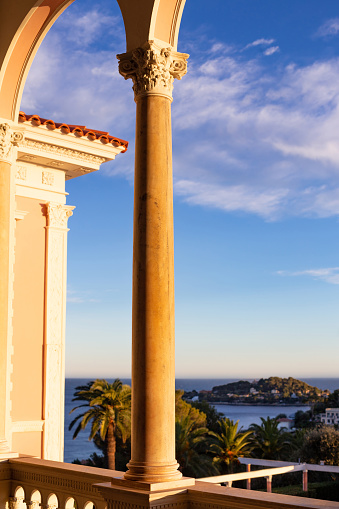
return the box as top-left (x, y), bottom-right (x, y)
top-left (184, 377), bottom-right (330, 405)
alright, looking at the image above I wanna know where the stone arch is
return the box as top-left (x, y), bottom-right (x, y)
top-left (0, 0), bottom-right (187, 121)
top-left (0, 0), bottom-right (75, 121)
top-left (64, 497), bottom-right (76, 509)
top-left (12, 486), bottom-right (26, 509)
top-left (46, 494), bottom-right (58, 509)
top-left (83, 501), bottom-right (95, 509)
top-left (14, 486), bottom-right (25, 499)
top-left (29, 491), bottom-right (42, 504)
top-left (116, 0), bottom-right (186, 51)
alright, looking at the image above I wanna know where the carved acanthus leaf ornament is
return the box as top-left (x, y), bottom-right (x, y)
top-left (117, 42), bottom-right (189, 100)
top-left (47, 203), bottom-right (74, 229)
top-left (0, 123), bottom-right (24, 162)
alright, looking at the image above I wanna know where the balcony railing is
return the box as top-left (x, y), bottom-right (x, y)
top-left (1, 457), bottom-right (339, 509)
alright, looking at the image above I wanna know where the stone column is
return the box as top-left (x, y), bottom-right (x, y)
top-left (43, 202), bottom-right (74, 461)
top-left (0, 123), bottom-right (23, 456)
top-left (117, 41), bottom-right (188, 483)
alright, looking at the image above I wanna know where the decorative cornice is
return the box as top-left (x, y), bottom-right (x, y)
top-left (21, 138), bottom-right (106, 164)
top-left (117, 41), bottom-right (189, 100)
top-left (0, 123), bottom-right (24, 163)
top-left (46, 203), bottom-right (75, 229)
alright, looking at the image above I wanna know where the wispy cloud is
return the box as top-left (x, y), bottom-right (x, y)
top-left (21, 9), bottom-right (339, 222)
top-left (277, 268), bottom-right (339, 285)
top-left (264, 46), bottom-right (280, 56)
top-left (21, 6), bottom-right (133, 133)
top-left (67, 288), bottom-right (100, 304)
top-left (316, 18), bottom-right (339, 38)
top-left (174, 180), bottom-right (288, 219)
top-left (243, 38), bottom-right (276, 50)
top-left (172, 45), bottom-right (339, 220)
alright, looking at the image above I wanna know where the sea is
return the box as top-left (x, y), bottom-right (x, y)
top-left (64, 377), bottom-right (339, 464)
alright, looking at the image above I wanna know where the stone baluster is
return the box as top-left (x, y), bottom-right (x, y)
top-left (246, 464), bottom-right (251, 490)
top-left (266, 475), bottom-right (272, 493)
top-left (302, 469), bottom-right (308, 492)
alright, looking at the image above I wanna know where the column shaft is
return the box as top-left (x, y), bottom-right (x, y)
top-left (125, 94), bottom-right (180, 482)
top-left (0, 160), bottom-right (11, 451)
top-left (43, 202), bottom-right (74, 461)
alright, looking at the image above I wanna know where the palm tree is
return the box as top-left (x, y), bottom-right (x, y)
top-left (175, 414), bottom-right (217, 477)
top-left (210, 418), bottom-right (253, 473)
top-left (69, 379), bottom-right (131, 470)
top-left (250, 416), bottom-right (290, 460)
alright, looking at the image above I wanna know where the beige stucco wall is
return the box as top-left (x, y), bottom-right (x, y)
top-left (11, 196), bottom-right (46, 427)
top-left (11, 431), bottom-right (42, 457)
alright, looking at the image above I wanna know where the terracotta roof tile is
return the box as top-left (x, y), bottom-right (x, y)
top-left (19, 112), bottom-right (128, 153)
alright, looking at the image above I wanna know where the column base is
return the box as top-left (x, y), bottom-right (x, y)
top-left (0, 452), bottom-right (19, 459)
top-left (124, 460), bottom-right (182, 483)
top-left (95, 476), bottom-right (195, 509)
top-left (0, 440), bottom-right (18, 459)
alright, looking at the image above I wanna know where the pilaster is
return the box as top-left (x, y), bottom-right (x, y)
top-left (43, 202), bottom-right (74, 461)
top-left (0, 121), bottom-right (24, 456)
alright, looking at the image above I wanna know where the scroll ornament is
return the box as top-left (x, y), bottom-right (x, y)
top-left (47, 203), bottom-right (74, 229)
top-left (117, 42), bottom-right (189, 100)
top-left (0, 123), bottom-right (24, 162)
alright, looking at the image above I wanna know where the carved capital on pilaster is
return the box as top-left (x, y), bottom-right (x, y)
top-left (0, 123), bottom-right (24, 163)
top-left (117, 41), bottom-right (189, 100)
top-left (46, 203), bottom-right (75, 229)
top-left (9, 497), bottom-right (21, 509)
top-left (25, 501), bottom-right (39, 509)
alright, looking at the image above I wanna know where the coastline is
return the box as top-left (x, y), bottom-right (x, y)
top-left (210, 401), bottom-right (310, 407)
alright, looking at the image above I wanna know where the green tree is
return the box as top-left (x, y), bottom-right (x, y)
top-left (250, 416), bottom-right (291, 460)
top-left (326, 390), bottom-right (339, 408)
top-left (191, 400), bottom-right (223, 433)
top-left (299, 427), bottom-right (339, 465)
top-left (174, 390), bottom-right (217, 477)
top-left (175, 414), bottom-right (216, 477)
top-left (69, 379), bottom-right (131, 470)
top-left (294, 410), bottom-right (313, 429)
top-left (210, 418), bottom-right (253, 473)
top-left (175, 390), bottom-right (206, 427)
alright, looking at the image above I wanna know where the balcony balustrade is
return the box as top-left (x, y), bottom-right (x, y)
top-left (1, 457), bottom-right (339, 509)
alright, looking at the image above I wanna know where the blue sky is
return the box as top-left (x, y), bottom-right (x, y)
top-left (21, 0), bottom-right (339, 378)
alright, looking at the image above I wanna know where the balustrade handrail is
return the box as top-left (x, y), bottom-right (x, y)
top-left (239, 457), bottom-right (339, 473)
top-left (201, 464), bottom-right (305, 484)
top-left (2, 456), bottom-right (125, 509)
top-left (1, 456), bottom-right (339, 509)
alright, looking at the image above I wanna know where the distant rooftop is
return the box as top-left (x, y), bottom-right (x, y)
top-left (19, 112), bottom-right (128, 153)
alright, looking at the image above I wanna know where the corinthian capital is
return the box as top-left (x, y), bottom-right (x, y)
top-left (0, 123), bottom-right (24, 163)
top-left (46, 203), bottom-right (75, 229)
top-left (117, 41), bottom-right (189, 100)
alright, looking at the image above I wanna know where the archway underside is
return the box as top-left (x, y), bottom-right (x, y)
top-left (0, 0), bottom-right (186, 121)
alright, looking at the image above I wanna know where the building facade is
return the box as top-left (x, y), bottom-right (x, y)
top-left (2, 112), bottom-right (127, 461)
